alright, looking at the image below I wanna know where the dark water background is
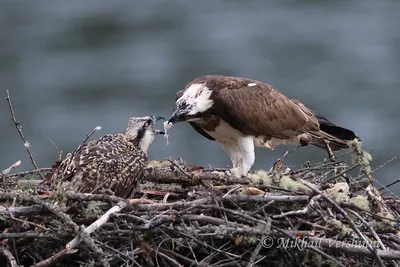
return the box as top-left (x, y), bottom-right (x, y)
top-left (1, 1), bottom-right (399, 194)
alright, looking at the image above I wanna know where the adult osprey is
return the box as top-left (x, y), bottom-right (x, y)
top-left (167, 75), bottom-right (358, 177)
top-left (49, 116), bottom-right (165, 198)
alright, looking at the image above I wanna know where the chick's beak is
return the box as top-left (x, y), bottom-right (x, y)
top-left (153, 129), bottom-right (165, 135)
top-left (151, 115), bottom-right (165, 135)
top-left (152, 116), bottom-right (165, 122)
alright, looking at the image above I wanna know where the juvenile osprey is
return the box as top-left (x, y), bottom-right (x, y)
top-left (50, 116), bottom-right (165, 198)
top-left (167, 75), bottom-right (359, 177)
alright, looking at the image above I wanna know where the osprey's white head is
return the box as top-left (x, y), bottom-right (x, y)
top-left (168, 83), bottom-right (214, 124)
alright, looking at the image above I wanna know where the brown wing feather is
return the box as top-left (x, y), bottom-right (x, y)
top-left (201, 76), bottom-right (320, 139)
top-left (188, 122), bottom-right (216, 140)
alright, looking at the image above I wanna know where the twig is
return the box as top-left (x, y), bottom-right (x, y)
top-left (136, 195), bottom-right (310, 211)
top-left (66, 199), bottom-right (134, 250)
top-left (308, 246), bottom-right (346, 267)
top-left (148, 244), bottom-right (183, 267)
top-left (158, 248), bottom-right (200, 266)
top-left (222, 185), bottom-right (242, 198)
top-left (0, 205), bottom-right (45, 217)
top-left (346, 208), bottom-right (399, 267)
top-left (324, 164), bottom-right (360, 183)
top-left (167, 158), bottom-right (191, 178)
top-left (379, 179), bottom-right (400, 191)
top-left (272, 146), bottom-right (300, 171)
top-left (5, 90), bottom-right (45, 180)
top-left (295, 180), bottom-right (386, 267)
top-left (36, 198), bottom-right (149, 267)
top-left (3, 206), bottom-right (49, 231)
top-left (0, 246), bottom-right (18, 267)
top-left (94, 240), bottom-right (142, 267)
top-left (272, 194), bottom-right (321, 219)
top-left (82, 125), bottom-right (102, 144)
top-left (0, 190), bottom-right (109, 266)
top-left (370, 157), bottom-right (397, 177)
top-left (167, 157), bottom-right (211, 188)
top-left (0, 232), bottom-right (41, 239)
top-left (47, 138), bottom-right (62, 161)
top-left (306, 237), bottom-right (400, 260)
top-left (31, 249), bottom-right (78, 267)
top-left (272, 226), bottom-right (346, 267)
top-left (144, 165), bottom-right (247, 186)
top-left (245, 223), bottom-right (269, 267)
top-left (4, 168), bottom-right (53, 179)
top-left (1, 160), bottom-right (21, 176)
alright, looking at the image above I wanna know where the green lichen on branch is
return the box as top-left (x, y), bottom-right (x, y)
top-left (350, 139), bottom-right (374, 182)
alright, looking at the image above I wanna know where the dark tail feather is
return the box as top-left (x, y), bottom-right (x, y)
top-left (315, 114), bottom-right (358, 141)
top-left (310, 114), bottom-right (359, 151)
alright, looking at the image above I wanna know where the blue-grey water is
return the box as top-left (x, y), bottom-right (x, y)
top-left (1, 1), bottom-right (399, 194)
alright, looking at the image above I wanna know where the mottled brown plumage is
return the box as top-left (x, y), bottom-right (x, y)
top-left (168, 75), bottom-right (359, 177)
top-left (50, 116), bottom-right (164, 198)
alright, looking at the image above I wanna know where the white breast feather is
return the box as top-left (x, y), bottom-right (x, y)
top-left (203, 119), bottom-right (244, 142)
top-left (139, 130), bottom-right (155, 153)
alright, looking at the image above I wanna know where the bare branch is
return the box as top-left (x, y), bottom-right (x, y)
top-left (1, 160), bottom-right (21, 176)
top-left (0, 246), bottom-right (18, 267)
top-left (5, 90), bottom-right (45, 180)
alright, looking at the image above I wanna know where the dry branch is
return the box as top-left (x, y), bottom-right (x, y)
top-left (1, 160), bottom-right (21, 177)
top-left (5, 90), bottom-right (45, 180)
top-left (66, 199), bottom-right (141, 250)
top-left (0, 246), bottom-right (18, 267)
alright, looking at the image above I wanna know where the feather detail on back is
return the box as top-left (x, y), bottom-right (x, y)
top-left (50, 133), bottom-right (147, 198)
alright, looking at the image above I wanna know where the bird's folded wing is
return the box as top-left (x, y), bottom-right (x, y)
top-left (214, 81), bottom-right (320, 139)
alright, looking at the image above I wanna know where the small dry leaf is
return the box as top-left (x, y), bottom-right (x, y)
top-left (295, 232), bottom-right (303, 239)
top-left (129, 198), bottom-right (154, 205)
top-left (243, 187), bottom-right (265, 195)
top-left (39, 192), bottom-right (50, 199)
top-left (235, 235), bottom-right (244, 245)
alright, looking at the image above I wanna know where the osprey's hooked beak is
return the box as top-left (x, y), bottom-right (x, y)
top-left (167, 110), bottom-right (186, 124)
top-left (151, 116), bottom-right (166, 135)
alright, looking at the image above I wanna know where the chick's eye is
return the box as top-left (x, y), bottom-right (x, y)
top-left (144, 119), bottom-right (152, 127)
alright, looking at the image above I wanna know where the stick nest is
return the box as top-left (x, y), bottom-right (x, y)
top-left (1, 140), bottom-right (400, 267)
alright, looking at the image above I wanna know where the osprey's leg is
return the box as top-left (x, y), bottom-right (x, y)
top-left (219, 141), bottom-right (244, 177)
top-left (237, 136), bottom-right (255, 176)
top-left (323, 139), bottom-right (335, 161)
